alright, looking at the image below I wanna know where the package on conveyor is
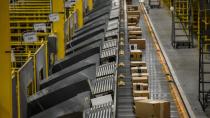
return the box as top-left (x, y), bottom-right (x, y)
top-left (130, 61), bottom-right (146, 67)
top-left (127, 11), bottom-right (140, 17)
top-left (132, 76), bottom-right (148, 83)
top-left (127, 5), bottom-right (140, 12)
top-left (134, 96), bottom-right (148, 102)
top-left (128, 22), bottom-right (138, 26)
top-left (128, 16), bottom-right (139, 24)
top-left (133, 90), bottom-right (149, 98)
top-left (130, 50), bottom-right (142, 61)
top-left (126, 0), bottom-right (132, 5)
top-left (128, 26), bottom-right (141, 31)
top-left (135, 99), bottom-right (170, 118)
top-left (129, 38), bottom-right (146, 49)
top-left (133, 97), bottom-right (149, 111)
top-left (131, 66), bottom-right (148, 73)
top-left (133, 83), bottom-right (148, 90)
top-left (132, 72), bottom-right (149, 77)
top-left (128, 30), bottom-right (142, 39)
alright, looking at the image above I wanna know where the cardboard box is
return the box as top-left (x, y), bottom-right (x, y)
top-left (133, 83), bottom-right (148, 90)
top-left (132, 76), bottom-right (148, 83)
top-left (135, 99), bottom-right (170, 118)
top-left (130, 50), bottom-right (142, 61)
top-left (127, 11), bottom-right (140, 16)
top-left (129, 39), bottom-right (146, 49)
top-left (127, 5), bottom-right (140, 11)
top-left (131, 66), bottom-right (148, 73)
top-left (129, 31), bottom-right (142, 36)
top-left (131, 61), bottom-right (146, 67)
top-left (128, 26), bottom-right (141, 31)
top-left (129, 35), bottom-right (142, 39)
top-left (132, 72), bottom-right (149, 77)
top-left (134, 97), bottom-right (148, 102)
top-left (128, 23), bottom-right (137, 26)
top-left (128, 16), bottom-right (139, 21)
top-left (133, 90), bottom-right (149, 98)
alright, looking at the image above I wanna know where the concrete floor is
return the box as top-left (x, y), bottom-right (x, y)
top-left (147, 4), bottom-right (208, 118)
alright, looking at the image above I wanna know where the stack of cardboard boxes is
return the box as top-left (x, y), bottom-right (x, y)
top-left (127, 5), bottom-right (146, 62)
top-left (127, 5), bottom-right (170, 118)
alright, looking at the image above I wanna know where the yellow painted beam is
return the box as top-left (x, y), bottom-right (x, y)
top-left (0, 0), bottom-right (12, 118)
top-left (76, 0), bottom-right (84, 28)
top-left (52, 0), bottom-right (65, 60)
top-left (88, 0), bottom-right (93, 11)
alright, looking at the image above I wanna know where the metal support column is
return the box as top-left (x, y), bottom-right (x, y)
top-left (198, 0), bottom-right (210, 111)
top-left (0, 0), bottom-right (12, 118)
top-left (88, 0), bottom-right (93, 11)
top-left (75, 0), bottom-right (84, 28)
top-left (171, 0), bottom-right (193, 48)
top-left (52, 0), bottom-right (65, 60)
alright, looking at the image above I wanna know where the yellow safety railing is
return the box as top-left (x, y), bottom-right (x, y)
top-left (8, 0), bottom-right (94, 117)
top-left (12, 42), bottom-right (48, 118)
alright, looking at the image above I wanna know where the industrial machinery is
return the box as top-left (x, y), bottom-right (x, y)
top-left (3, 0), bottom-right (209, 117)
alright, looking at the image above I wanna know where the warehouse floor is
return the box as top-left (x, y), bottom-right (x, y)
top-left (146, 3), bottom-right (207, 118)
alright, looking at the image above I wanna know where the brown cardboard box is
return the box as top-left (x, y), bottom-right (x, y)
top-left (132, 72), bottom-right (149, 77)
top-left (127, 5), bottom-right (140, 12)
top-left (130, 50), bottom-right (142, 61)
top-left (133, 90), bottom-right (149, 98)
top-left (128, 16), bottom-right (139, 23)
top-left (129, 31), bottom-right (142, 36)
top-left (127, 11), bottom-right (140, 16)
top-left (135, 99), bottom-right (170, 118)
top-left (129, 39), bottom-right (146, 49)
top-left (131, 66), bottom-right (148, 73)
top-left (131, 61), bottom-right (146, 67)
top-left (129, 35), bottom-right (142, 39)
top-left (128, 26), bottom-right (141, 31)
top-left (132, 76), bottom-right (148, 83)
top-left (128, 23), bottom-right (137, 26)
top-left (133, 83), bottom-right (148, 90)
top-left (134, 97), bottom-right (148, 102)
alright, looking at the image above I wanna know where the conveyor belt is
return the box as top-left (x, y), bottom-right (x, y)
top-left (83, 102), bottom-right (113, 118)
top-left (117, 0), bottom-right (135, 117)
top-left (96, 62), bottom-right (116, 78)
top-left (101, 47), bottom-right (117, 59)
top-left (103, 39), bottom-right (117, 49)
top-left (28, 0), bottom-right (119, 117)
top-left (139, 4), bottom-right (180, 118)
top-left (91, 75), bottom-right (115, 95)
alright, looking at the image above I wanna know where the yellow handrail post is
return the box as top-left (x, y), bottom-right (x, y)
top-left (52, 0), bottom-right (65, 60)
top-left (0, 0), bottom-right (12, 118)
top-left (76, 0), bottom-right (84, 28)
top-left (88, 0), bottom-right (93, 11)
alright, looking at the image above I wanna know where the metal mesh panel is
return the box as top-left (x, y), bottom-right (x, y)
top-left (12, 77), bottom-right (18, 118)
top-left (19, 58), bottom-right (34, 118)
top-left (35, 45), bottom-right (46, 90)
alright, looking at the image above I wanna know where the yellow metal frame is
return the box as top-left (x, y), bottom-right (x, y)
top-left (75, 0), bottom-right (84, 28)
top-left (0, 0), bottom-right (12, 118)
top-left (88, 0), bottom-right (93, 11)
top-left (52, 0), bottom-right (65, 60)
